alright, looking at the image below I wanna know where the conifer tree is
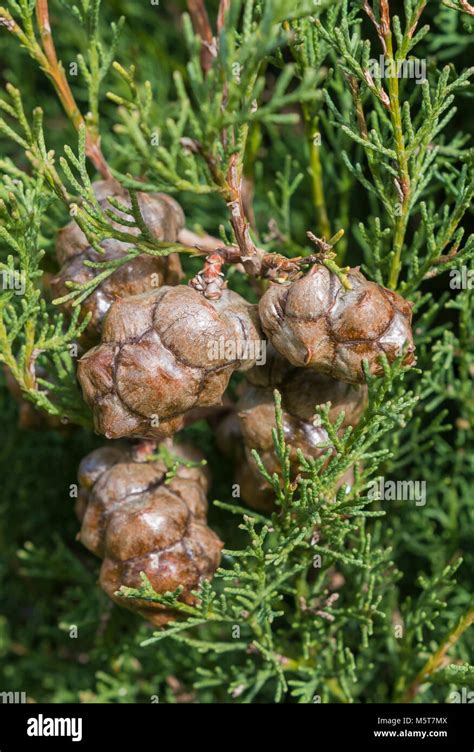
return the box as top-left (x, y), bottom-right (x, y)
top-left (0, 0), bottom-right (472, 704)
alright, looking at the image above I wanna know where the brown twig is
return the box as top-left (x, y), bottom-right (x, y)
top-left (185, 3), bottom-right (260, 276)
top-left (407, 0), bottom-right (428, 39)
top-left (187, 0), bottom-right (215, 74)
top-left (347, 76), bottom-right (369, 139)
top-left (177, 227), bottom-right (227, 253)
top-left (217, 0), bottom-right (230, 33)
top-left (362, 0), bottom-right (387, 53)
top-left (459, 0), bottom-right (474, 15)
top-left (379, 0), bottom-right (391, 37)
top-left (35, 0), bottom-right (112, 179)
top-left (226, 153), bottom-right (261, 274)
top-left (186, 0), bottom-right (291, 286)
top-left (188, 242), bottom-right (332, 296)
top-left (178, 227), bottom-right (252, 271)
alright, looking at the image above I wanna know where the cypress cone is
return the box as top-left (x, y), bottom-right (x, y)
top-left (258, 266), bottom-right (415, 384)
top-left (76, 441), bottom-right (223, 626)
top-left (51, 179), bottom-right (184, 346)
top-left (221, 348), bottom-right (367, 511)
top-left (77, 285), bottom-right (262, 439)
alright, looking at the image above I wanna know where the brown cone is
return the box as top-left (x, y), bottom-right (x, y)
top-left (233, 348), bottom-right (367, 511)
top-left (51, 180), bottom-right (184, 347)
top-left (258, 266), bottom-right (415, 384)
top-left (77, 285), bottom-right (263, 440)
top-left (76, 441), bottom-right (222, 626)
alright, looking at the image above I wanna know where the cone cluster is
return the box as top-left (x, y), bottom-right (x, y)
top-left (49, 182), bottom-right (415, 625)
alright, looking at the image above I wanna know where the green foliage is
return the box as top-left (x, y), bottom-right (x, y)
top-left (0, 159), bottom-right (90, 424)
top-left (0, 0), bottom-right (472, 703)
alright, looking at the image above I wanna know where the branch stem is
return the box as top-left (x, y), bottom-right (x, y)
top-left (35, 0), bottom-right (112, 179)
top-left (381, 4), bottom-right (411, 289)
top-left (400, 608), bottom-right (474, 703)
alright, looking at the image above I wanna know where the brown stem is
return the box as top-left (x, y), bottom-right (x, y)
top-left (407, 1), bottom-right (428, 39)
top-left (177, 227), bottom-right (227, 253)
top-left (459, 0), bottom-right (474, 15)
top-left (187, 0), bottom-right (215, 74)
top-left (217, 0), bottom-right (230, 32)
top-left (348, 76), bottom-right (368, 139)
top-left (226, 152), bottom-right (261, 274)
top-left (188, 243), bottom-right (324, 298)
top-left (35, 0), bottom-right (112, 179)
top-left (185, 0), bottom-right (263, 286)
top-left (362, 0), bottom-right (387, 53)
top-left (379, 0), bottom-right (391, 37)
top-left (178, 228), bottom-right (266, 278)
top-left (184, 3), bottom-right (258, 275)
